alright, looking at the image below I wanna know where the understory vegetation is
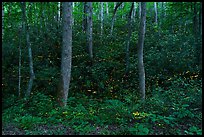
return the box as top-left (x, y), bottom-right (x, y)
top-left (2, 2), bottom-right (202, 135)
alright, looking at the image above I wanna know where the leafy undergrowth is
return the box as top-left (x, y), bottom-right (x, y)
top-left (2, 76), bottom-right (202, 135)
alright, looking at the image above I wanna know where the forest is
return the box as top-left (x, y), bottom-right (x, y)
top-left (2, 2), bottom-right (202, 135)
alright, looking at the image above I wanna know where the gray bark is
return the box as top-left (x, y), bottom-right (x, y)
top-left (106, 2), bottom-right (109, 16)
top-left (137, 2), bottom-right (146, 100)
top-left (154, 2), bottom-right (158, 25)
top-left (21, 2), bottom-right (35, 97)
top-left (138, 2), bottom-right (141, 19)
top-left (18, 10), bottom-right (24, 97)
top-left (110, 2), bottom-right (123, 35)
top-left (2, 3), bottom-right (4, 38)
top-left (121, 2), bottom-right (125, 19)
top-left (73, 2), bottom-right (74, 25)
top-left (98, 3), bottom-right (100, 20)
top-left (58, 2), bottom-right (61, 23)
top-left (114, 2), bottom-right (116, 9)
top-left (58, 2), bottom-right (72, 107)
top-left (163, 2), bottom-right (166, 17)
top-left (86, 2), bottom-right (93, 60)
top-left (83, 2), bottom-right (88, 32)
top-left (100, 2), bottom-right (104, 37)
top-left (200, 3), bottom-right (202, 36)
top-left (125, 3), bottom-right (134, 74)
top-left (18, 26), bottom-right (22, 97)
top-left (132, 2), bottom-right (137, 21)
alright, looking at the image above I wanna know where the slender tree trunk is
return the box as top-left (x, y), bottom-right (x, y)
top-left (200, 3), bottom-right (202, 36)
top-left (98, 2), bottom-right (100, 20)
top-left (132, 2), bottom-right (136, 21)
top-left (121, 2), bottom-right (125, 19)
top-left (2, 3), bottom-right (4, 38)
top-left (110, 2), bottom-right (123, 35)
top-left (83, 2), bottom-right (88, 32)
top-left (106, 2), bottom-right (109, 16)
top-left (8, 2), bottom-right (12, 27)
top-left (125, 3), bottom-right (134, 74)
top-left (114, 2), bottom-right (116, 10)
top-left (100, 2), bottom-right (104, 37)
top-left (138, 2), bottom-right (141, 19)
top-left (58, 2), bottom-right (73, 107)
top-left (137, 2), bottom-right (146, 100)
top-left (73, 2), bottom-right (74, 25)
top-left (86, 2), bottom-right (93, 60)
top-left (57, 2), bottom-right (61, 29)
top-left (21, 2), bottom-right (35, 97)
top-left (154, 2), bottom-right (158, 25)
top-left (18, 27), bottom-right (22, 98)
top-left (163, 2), bottom-right (166, 17)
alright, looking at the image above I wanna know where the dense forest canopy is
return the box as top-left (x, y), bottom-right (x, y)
top-left (2, 2), bottom-right (202, 135)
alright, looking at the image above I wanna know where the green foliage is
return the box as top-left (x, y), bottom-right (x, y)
top-left (14, 115), bottom-right (44, 130)
top-left (129, 123), bottom-right (149, 135)
top-left (2, 2), bottom-right (202, 135)
top-left (186, 126), bottom-right (202, 135)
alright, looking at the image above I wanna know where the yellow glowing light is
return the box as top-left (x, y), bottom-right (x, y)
top-left (133, 112), bottom-right (140, 116)
top-left (167, 78), bottom-right (172, 81)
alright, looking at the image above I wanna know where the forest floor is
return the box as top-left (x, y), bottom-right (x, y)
top-left (2, 122), bottom-right (125, 135)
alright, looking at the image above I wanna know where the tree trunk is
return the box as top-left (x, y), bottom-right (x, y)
top-left (18, 26), bottom-right (22, 98)
top-left (137, 2), bottom-right (146, 100)
top-left (2, 3), bottom-right (4, 38)
top-left (121, 2), bottom-right (125, 19)
top-left (58, 2), bottom-right (73, 107)
top-left (106, 2), bottom-right (109, 16)
top-left (154, 2), bottom-right (158, 25)
top-left (73, 2), bottom-right (74, 25)
top-left (86, 2), bottom-right (93, 60)
top-left (200, 3), bottom-right (202, 36)
top-left (125, 2), bottom-right (134, 74)
top-left (114, 2), bottom-right (116, 10)
top-left (8, 2), bottom-right (12, 27)
top-left (57, 2), bottom-right (61, 23)
top-left (83, 2), bottom-right (88, 32)
top-left (138, 2), bottom-right (141, 19)
top-left (132, 2), bottom-right (137, 21)
top-left (21, 2), bottom-right (35, 97)
top-left (110, 2), bottom-right (123, 35)
top-left (100, 2), bottom-right (104, 37)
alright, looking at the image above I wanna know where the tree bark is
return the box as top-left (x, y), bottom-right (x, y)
top-left (86, 2), bottom-right (93, 60)
top-left (73, 2), bottom-right (75, 25)
top-left (114, 2), bottom-right (116, 10)
top-left (137, 2), bottom-right (146, 100)
top-left (18, 24), bottom-right (23, 98)
top-left (58, 2), bottom-right (73, 107)
top-left (110, 2), bottom-right (123, 35)
top-left (83, 2), bottom-right (88, 32)
top-left (57, 2), bottom-right (61, 23)
top-left (138, 2), bottom-right (141, 19)
top-left (106, 2), bottom-right (109, 16)
top-left (125, 2), bottom-right (134, 74)
top-left (18, 29), bottom-right (22, 98)
top-left (100, 2), bottom-right (104, 37)
top-left (154, 2), bottom-right (158, 25)
top-left (200, 3), bottom-right (202, 36)
top-left (21, 2), bottom-right (35, 97)
top-left (2, 3), bottom-right (4, 38)
top-left (132, 2), bottom-right (137, 21)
